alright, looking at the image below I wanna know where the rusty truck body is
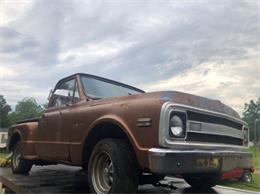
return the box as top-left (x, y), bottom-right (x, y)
top-left (7, 73), bottom-right (252, 193)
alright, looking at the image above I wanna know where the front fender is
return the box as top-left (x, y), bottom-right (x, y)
top-left (74, 114), bottom-right (151, 169)
top-left (84, 114), bottom-right (145, 151)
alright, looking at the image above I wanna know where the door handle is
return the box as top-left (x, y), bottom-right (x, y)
top-left (72, 123), bottom-right (79, 129)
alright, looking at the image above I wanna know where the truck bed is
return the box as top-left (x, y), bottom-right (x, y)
top-left (15, 117), bottom-right (40, 124)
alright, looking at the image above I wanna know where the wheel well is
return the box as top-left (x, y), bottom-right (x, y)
top-left (82, 122), bottom-right (135, 168)
top-left (9, 133), bottom-right (21, 152)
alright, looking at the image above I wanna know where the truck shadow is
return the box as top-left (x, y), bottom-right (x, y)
top-left (1, 165), bottom-right (220, 194)
top-left (181, 187), bottom-right (218, 194)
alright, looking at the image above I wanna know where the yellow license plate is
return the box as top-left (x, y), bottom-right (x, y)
top-left (196, 158), bottom-right (220, 169)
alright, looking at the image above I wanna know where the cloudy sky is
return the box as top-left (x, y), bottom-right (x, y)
top-left (0, 0), bottom-right (259, 115)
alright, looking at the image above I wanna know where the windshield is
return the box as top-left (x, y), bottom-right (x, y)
top-left (81, 76), bottom-right (143, 99)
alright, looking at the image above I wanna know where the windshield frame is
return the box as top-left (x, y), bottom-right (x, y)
top-left (79, 74), bottom-right (145, 100)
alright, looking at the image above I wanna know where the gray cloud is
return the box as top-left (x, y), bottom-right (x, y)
top-left (0, 27), bottom-right (38, 58)
top-left (0, 0), bottom-right (259, 113)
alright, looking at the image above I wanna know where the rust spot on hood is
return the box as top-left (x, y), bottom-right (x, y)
top-left (160, 91), bottom-right (240, 119)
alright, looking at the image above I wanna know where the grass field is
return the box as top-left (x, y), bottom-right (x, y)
top-left (248, 147), bottom-right (260, 169)
top-left (0, 184), bottom-right (4, 194)
top-left (220, 173), bottom-right (260, 192)
top-left (0, 153), bottom-right (8, 159)
top-left (0, 152), bottom-right (11, 167)
top-left (0, 152), bottom-right (9, 194)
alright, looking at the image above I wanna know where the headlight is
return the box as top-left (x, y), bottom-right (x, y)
top-left (243, 127), bottom-right (249, 146)
top-left (169, 112), bottom-right (186, 138)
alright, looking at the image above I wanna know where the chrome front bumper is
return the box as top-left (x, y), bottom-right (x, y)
top-left (148, 148), bottom-right (253, 175)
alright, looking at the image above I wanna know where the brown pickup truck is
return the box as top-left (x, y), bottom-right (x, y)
top-left (7, 73), bottom-right (252, 193)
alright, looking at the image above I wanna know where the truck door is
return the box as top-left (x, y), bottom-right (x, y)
top-left (37, 78), bottom-right (78, 162)
top-left (37, 109), bottom-right (62, 160)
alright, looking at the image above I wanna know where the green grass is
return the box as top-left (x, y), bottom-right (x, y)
top-left (0, 153), bottom-right (8, 160)
top-left (0, 184), bottom-right (4, 194)
top-left (0, 152), bottom-right (9, 193)
top-left (220, 173), bottom-right (260, 192)
top-left (247, 147), bottom-right (260, 170)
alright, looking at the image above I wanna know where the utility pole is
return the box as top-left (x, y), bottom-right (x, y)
top-left (255, 118), bottom-right (259, 161)
top-left (255, 119), bottom-right (259, 146)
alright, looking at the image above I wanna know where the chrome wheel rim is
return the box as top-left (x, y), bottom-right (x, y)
top-left (244, 173), bottom-right (251, 183)
top-left (13, 144), bottom-right (21, 168)
top-left (91, 151), bottom-right (114, 193)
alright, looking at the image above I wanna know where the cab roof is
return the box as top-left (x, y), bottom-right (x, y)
top-left (55, 73), bottom-right (145, 93)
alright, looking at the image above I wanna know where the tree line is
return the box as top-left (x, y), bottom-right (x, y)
top-left (0, 95), bottom-right (44, 127)
top-left (242, 98), bottom-right (260, 141)
top-left (0, 94), bottom-right (259, 141)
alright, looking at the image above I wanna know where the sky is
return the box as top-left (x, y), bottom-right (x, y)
top-left (0, 0), bottom-right (259, 115)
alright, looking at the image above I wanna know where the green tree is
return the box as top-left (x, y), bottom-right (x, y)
top-left (42, 102), bottom-right (49, 109)
top-left (242, 98), bottom-right (260, 141)
top-left (8, 98), bottom-right (44, 126)
top-left (0, 95), bottom-right (11, 127)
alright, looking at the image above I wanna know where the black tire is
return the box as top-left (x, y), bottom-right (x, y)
top-left (11, 141), bottom-right (32, 174)
top-left (87, 138), bottom-right (139, 193)
top-left (184, 173), bottom-right (220, 188)
top-left (241, 170), bottom-right (252, 183)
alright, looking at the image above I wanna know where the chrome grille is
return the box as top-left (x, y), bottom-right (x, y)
top-left (186, 111), bottom-right (244, 146)
top-left (187, 111), bottom-right (243, 130)
top-left (186, 132), bottom-right (243, 145)
top-left (158, 102), bottom-right (247, 149)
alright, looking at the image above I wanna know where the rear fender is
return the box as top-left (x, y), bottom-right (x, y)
top-left (8, 122), bottom-right (39, 157)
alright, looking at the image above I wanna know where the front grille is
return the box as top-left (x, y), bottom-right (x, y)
top-left (185, 110), bottom-right (244, 146)
top-left (186, 132), bottom-right (243, 146)
top-left (187, 111), bottom-right (243, 130)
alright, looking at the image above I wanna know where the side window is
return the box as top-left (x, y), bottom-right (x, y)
top-left (50, 79), bottom-right (80, 108)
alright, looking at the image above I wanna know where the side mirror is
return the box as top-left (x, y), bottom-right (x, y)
top-left (48, 89), bottom-right (53, 101)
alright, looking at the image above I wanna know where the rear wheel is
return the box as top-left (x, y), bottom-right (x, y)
top-left (87, 138), bottom-right (139, 193)
top-left (184, 173), bottom-right (220, 188)
top-left (12, 141), bottom-right (32, 174)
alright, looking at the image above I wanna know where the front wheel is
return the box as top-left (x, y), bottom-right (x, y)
top-left (12, 141), bottom-right (32, 174)
top-left (87, 138), bottom-right (139, 193)
top-left (184, 173), bottom-right (220, 188)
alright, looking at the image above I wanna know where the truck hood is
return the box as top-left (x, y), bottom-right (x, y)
top-left (158, 91), bottom-right (240, 119)
top-left (85, 90), bottom-right (240, 119)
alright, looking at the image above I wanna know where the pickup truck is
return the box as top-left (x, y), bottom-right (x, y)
top-left (7, 73), bottom-right (253, 193)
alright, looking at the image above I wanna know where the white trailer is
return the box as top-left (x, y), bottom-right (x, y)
top-left (0, 132), bottom-right (8, 149)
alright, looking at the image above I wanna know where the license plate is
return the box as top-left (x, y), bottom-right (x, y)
top-left (196, 158), bottom-right (220, 169)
